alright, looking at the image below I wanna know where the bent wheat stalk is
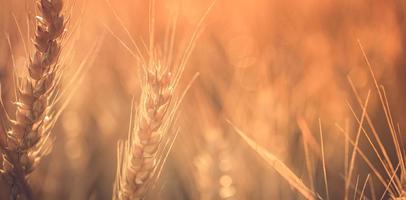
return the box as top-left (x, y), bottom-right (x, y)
top-left (227, 120), bottom-right (318, 200)
top-left (0, 0), bottom-right (65, 199)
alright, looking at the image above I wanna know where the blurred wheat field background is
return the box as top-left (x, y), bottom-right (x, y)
top-left (1, 0), bottom-right (406, 199)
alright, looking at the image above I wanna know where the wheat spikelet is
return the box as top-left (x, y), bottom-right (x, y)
top-left (0, 0), bottom-right (65, 199)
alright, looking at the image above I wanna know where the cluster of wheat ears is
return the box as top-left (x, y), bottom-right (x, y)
top-left (0, 0), bottom-right (405, 200)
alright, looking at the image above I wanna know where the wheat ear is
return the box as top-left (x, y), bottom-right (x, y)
top-left (113, 63), bottom-right (180, 200)
top-left (0, 0), bottom-right (65, 199)
top-left (112, 1), bottom-right (215, 198)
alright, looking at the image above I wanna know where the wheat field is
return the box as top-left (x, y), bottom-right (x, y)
top-left (0, 0), bottom-right (406, 199)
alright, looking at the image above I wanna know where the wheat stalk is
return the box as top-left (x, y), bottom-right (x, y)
top-left (227, 120), bottom-right (318, 200)
top-left (0, 0), bottom-right (65, 199)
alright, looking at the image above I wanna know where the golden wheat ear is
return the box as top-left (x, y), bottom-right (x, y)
top-left (0, 0), bottom-right (66, 199)
top-left (112, 0), bottom-right (215, 199)
top-left (113, 68), bottom-right (177, 200)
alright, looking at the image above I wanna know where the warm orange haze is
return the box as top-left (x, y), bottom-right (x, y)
top-left (0, 0), bottom-right (406, 199)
